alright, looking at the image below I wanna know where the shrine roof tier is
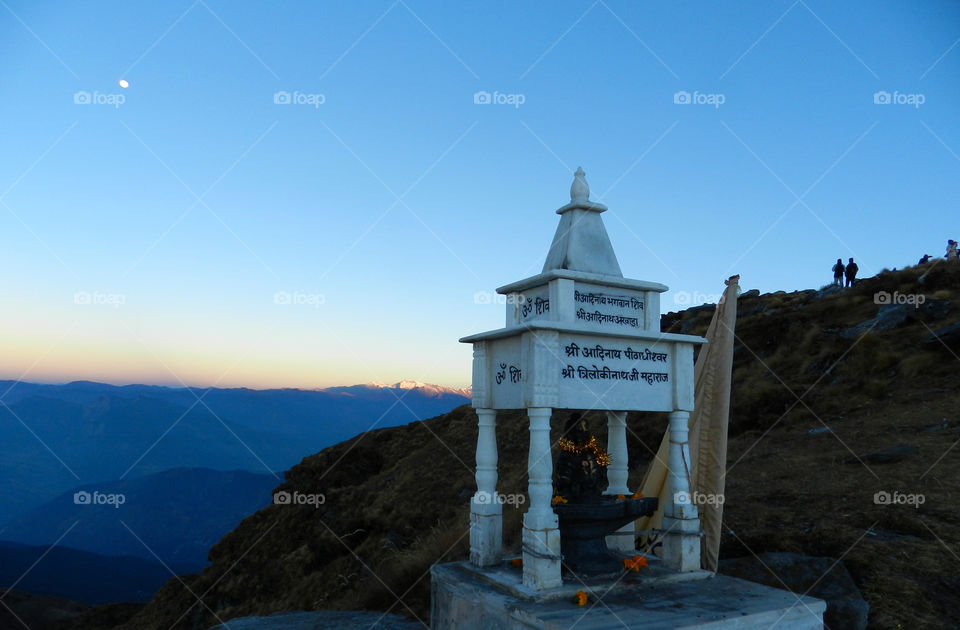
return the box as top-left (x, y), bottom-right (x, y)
top-left (459, 320), bottom-right (705, 345)
top-left (496, 269), bottom-right (668, 295)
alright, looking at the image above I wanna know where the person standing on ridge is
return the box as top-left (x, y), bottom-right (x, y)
top-left (947, 239), bottom-right (958, 261)
top-left (845, 257), bottom-right (859, 287)
top-left (832, 258), bottom-right (845, 285)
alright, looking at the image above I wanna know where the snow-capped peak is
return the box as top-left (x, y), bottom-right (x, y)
top-left (362, 380), bottom-right (471, 398)
top-left (395, 379), bottom-right (427, 390)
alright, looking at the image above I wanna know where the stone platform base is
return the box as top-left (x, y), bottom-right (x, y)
top-left (206, 611), bottom-right (422, 629)
top-left (431, 559), bottom-right (826, 630)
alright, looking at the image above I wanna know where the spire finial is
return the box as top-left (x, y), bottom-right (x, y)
top-left (570, 166), bottom-right (589, 202)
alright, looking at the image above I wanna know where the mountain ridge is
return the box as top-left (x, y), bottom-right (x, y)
top-left (0, 379), bottom-right (471, 401)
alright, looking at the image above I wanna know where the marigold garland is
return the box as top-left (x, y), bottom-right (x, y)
top-left (574, 589), bottom-right (588, 606)
top-left (552, 495), bottom-right (568, 505)
top-left (557, 436), bottom-right (610, 467)
top-left (510, 558), bottom-right (523, 567)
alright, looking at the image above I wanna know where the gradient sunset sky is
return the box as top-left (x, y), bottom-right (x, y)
top-left (1, 1), bottom-right (958, 389)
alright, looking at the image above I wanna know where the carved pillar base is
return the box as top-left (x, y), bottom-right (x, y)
top-left (661, 410), bottom-right (701, 572)
top-left (470, 501), bottom-right (503, 567)
top-left (522, 407), bottom-right (562, 589)
top-left (522, 517), bottom-right (562, 590)
top-left (470, 409), bottom-right (502, 567)
top-left (661, 512), bottom-right (701, 572)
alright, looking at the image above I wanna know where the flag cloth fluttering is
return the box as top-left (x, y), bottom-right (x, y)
top-left (636, 275), bottom-right (739, 571)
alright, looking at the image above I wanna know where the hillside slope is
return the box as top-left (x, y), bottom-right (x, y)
top-left (72, 262), bottom-right (960, 630)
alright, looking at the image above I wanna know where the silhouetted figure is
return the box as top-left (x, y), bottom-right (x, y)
top-left (918, 254), bottom-right (931, 265)
top-left (947, 240), bottom-right (958, 261)
top-left (832, 258), bottom-right (845, 285)
top-left (844, 258), bottom-right (858, 287)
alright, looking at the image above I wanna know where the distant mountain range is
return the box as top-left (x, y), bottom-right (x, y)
top-left (0, 379), bottom-right (470, 524)
top-left (0, 468), bottom-right (277, 572)
top-left (0, 379), bottom-right (469, 609)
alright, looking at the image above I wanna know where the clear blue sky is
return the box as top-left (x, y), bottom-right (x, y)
top-left (1, 0), bottom-right (957, 389)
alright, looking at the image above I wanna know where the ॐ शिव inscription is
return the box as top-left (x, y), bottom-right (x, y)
top-left (495, 363), bottom-right (522, 385)
top-left (520, 297), bottom-right (550, 318)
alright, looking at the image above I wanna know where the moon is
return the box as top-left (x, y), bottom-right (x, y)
top-left (118, 79), bottom-right (129, 89)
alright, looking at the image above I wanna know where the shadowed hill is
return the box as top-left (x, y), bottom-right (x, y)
top-left (0, 468), bottom-right (277, 571)
top-left (0, 543), bottom-right (172, 605)
top-left (66, 262), bottom-right (960, 630)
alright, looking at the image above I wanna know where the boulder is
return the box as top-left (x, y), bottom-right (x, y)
top-left (817, 285), bottom-right (844, 298)
top-left (841, 304), bottom-right (913, 338)
top-left (926, 321), bottom-right (960, 353)
top-left (918, 297), bottom-right (951, 321)
top-left (720, 552), bottom-right (868, 630)
top-left (845, 443), bottom-right (917, 464)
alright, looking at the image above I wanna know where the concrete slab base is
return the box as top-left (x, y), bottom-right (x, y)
top-left (431, 560), bottom-right (826, 630)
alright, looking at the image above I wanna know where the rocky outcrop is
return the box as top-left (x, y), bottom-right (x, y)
top-left (926, 321), bottom-right (960, 353)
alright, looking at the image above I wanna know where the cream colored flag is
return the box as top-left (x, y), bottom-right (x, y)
top-left (636, 275), bottom-right (739, 572)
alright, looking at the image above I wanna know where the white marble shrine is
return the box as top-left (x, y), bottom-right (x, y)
top-left (432, 169), bottom-right (825, 630)
top-left (459, 168), bottom-right (706, 590)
